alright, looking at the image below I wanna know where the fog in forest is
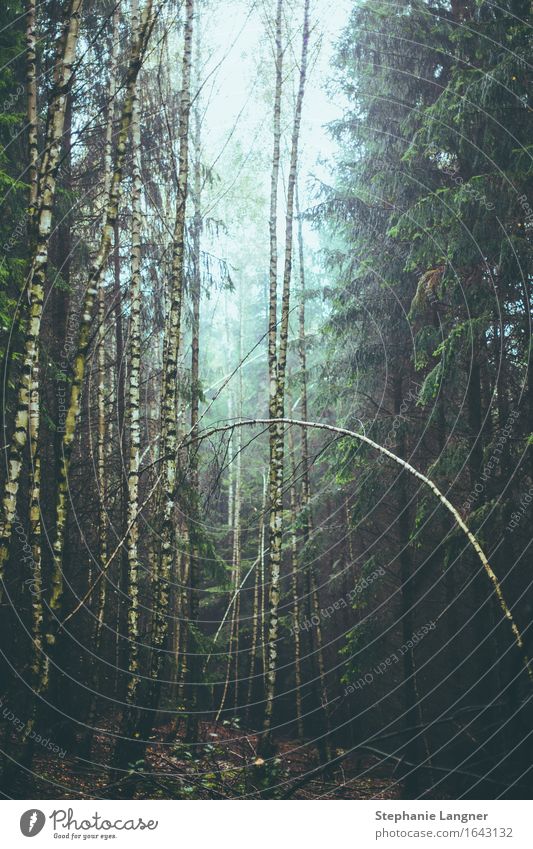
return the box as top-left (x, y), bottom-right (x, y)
top-left (0, 0), bottom-right (532, 805)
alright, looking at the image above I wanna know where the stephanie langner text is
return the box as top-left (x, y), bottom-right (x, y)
top-left (375, 811), bottom-right (488, 824)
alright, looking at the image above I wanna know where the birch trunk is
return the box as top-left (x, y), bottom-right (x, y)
top-left (71, 5), bottom-right (122, 759)
top-left (262, 0), bottom-right (284, 754)
top-left (125, 0), bottom-right (143, 704)
top-left (113, 4), bottom-right (195, 775)
top-left (246, 472), bottom-right (266, 717)
top-left (96, 1), bottom-right (120, 652)
top-left (26, 0), bottom-right (39, 222)
top-left (232, 301), bottom-right (243, 712)
top-left (149, 0), bottom-right (193, 693)
top-left (0, 0), bottom-right (83, 584)
top-left (287, 419), bottom-right (303, 737)
top-left (217, 372), bottom-right (242, 722)
top-left (260, 470), bottom-right (267, 684)
top-left (295, 184), bottom-right (331, 760)
top-left (262, 0), bottom-right (310, 755)
top-left (226, 312), bottom-right (234, 530)
top-left (216, 520), bottom-right (237, 722)
top-left (3, 3), bottom-right (81, 786)
top-left (47, 0), bottom-right (156, 624)
top-left (184, 53), bottom-right (202, 741)
top-left (113, 219), bottom-right (129, 683)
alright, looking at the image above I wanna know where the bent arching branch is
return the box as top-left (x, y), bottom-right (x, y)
top-left (181, 416), bottom-right (532, 682)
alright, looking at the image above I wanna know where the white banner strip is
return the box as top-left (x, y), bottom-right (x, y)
top-left (2, 799), bottom-right (531, 847)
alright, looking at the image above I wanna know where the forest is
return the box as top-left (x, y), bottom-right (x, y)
top-left (0, 0), bottom-right (532, 802)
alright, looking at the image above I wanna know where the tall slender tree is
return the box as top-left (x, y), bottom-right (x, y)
top-left (48, 0), bottom-right (156, 623)
top-left (261, 0), bottom-right (310, 757)
top-left (0, 0), bottom-right (84, 585)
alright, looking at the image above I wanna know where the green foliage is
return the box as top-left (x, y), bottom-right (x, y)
top-left (0, 2), bottom-right (29, 369)
top-left (323, 0), bottom-right (533, 685)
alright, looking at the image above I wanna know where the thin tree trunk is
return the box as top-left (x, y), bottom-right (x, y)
top-left (295, 184), bottom-right (331, 761)
top-left (216, 353), bottom-right (242, 722)
top-left (262, 0), bottom-right (284, 757)
top-left (393, 373), bottom-right (427, 797)
top-left (247, 470), bottom-right (267, 719)
top-left (174, 383), bottom-right (188, 702)
top-left (2, 3), bottom-right (82, 789)
top-left (0, 0), bottom-right (83, 584)
top-left (125, 0), bottom-right (143, 705)
top-left (47, 0), bottom-right (155, 624)
top-left (232, 301), bottom-right (243, 712)
top-left (177, 516), bottom-right (190, 703)
top-left (260, 470), bottom-right (267, 685)
top-left (184, 47), bottom-right (203, 740)
top-left (216, 519), bottom-right (237, 722)
top-left (111, 4), bottom-right (194, 781)
top-left (26, 0), bottom-right (39, 223)
top-left (262, 0), bottom-right (310, 757)
top-left (226, 313), bottom-right (234, 530)
top-left (79, 12), bottom-right (121, 745)
top-left (147, 0), bottom-right (193, 709)
top-left (20, 429), bottom-right (46, 772)
top-left (113, 218), bottom-right (129, 686)
top-left (466, 348), bottom-right (495, 697)
top-left (96, 0), bottom-right (120, 658)
top-left (96, 290), bottom-right (108, 576)
top-left (287, 419), bottom-right (303, 738)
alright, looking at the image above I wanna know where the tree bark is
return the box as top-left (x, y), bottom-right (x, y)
top-left (26, 0), bottom-right (39, 223)
top-left (393, 373), bottom-right (427, 797)
top-left (148, 0), bottom-right (193, 705)
top-left (110, 3), bottom-right (195, 782)
top-left (247, 469), bottom-right (267, 721)
top-left (262, 0), bottom-right (310, 757)
top-left (184, 36), bottom-right (203, 740)
top-left (287, 418), bottom-right (304, 737)
top-left (0, 0), bottom-right (84, 585)
top-left (295, 182), bottom-right (331, 760)
top-left (125, 0), bottom-right (143, 705)
top-left (47, 0), bottom-right (156, 624)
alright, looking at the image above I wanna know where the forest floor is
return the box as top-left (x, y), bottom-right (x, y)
top-left (21, 718), bottom-right (403, 800)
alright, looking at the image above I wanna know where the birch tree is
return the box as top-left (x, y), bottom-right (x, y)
top-left (184, 26), bottom-right (203, 740)
top-left (261, 0), bottom-right (310, 756)
top-left (125, 0), bottom-right (143, 705)
top-left (0, 0), bottom-right (84, 586)
top-left (111, 1), bottom-right (195, 776)
top-left (47, 0), bottom-right (157, 625)
top-left (295, 184), bottom-right (331, 758)
top-left (147, 0), bottom-right (193, 696)
top-left (25, 0), bottom-right (38, 222)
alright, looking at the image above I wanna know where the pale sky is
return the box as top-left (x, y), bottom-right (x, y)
top-left (198, 0), bottom-right (352, 216)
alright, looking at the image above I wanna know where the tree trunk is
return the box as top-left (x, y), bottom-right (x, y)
top-left (263, 0), bottom-right (312, 758)
top-left (287, 418), bottom-right (304, 738)
top-left (296, 182), bottom-right (331, 761)
top-left (247, 469), bottom-right (267, 722)
top-left (47, 0), bottom-right (155, 625)
top-left (146, 0), bottom-right (193, 715)
top-left (184, 42), bottom-right (203, 741)
top-left (111, 2), bottom-right (194, 781)
top-left (26, 0), bottom-right (39, 223)
top-left (0, 0), bottom-right (83, 585)
top-left (393, 373), bottom-right (427, 797)
top-left (125, 0), bottom-right (143, 706)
